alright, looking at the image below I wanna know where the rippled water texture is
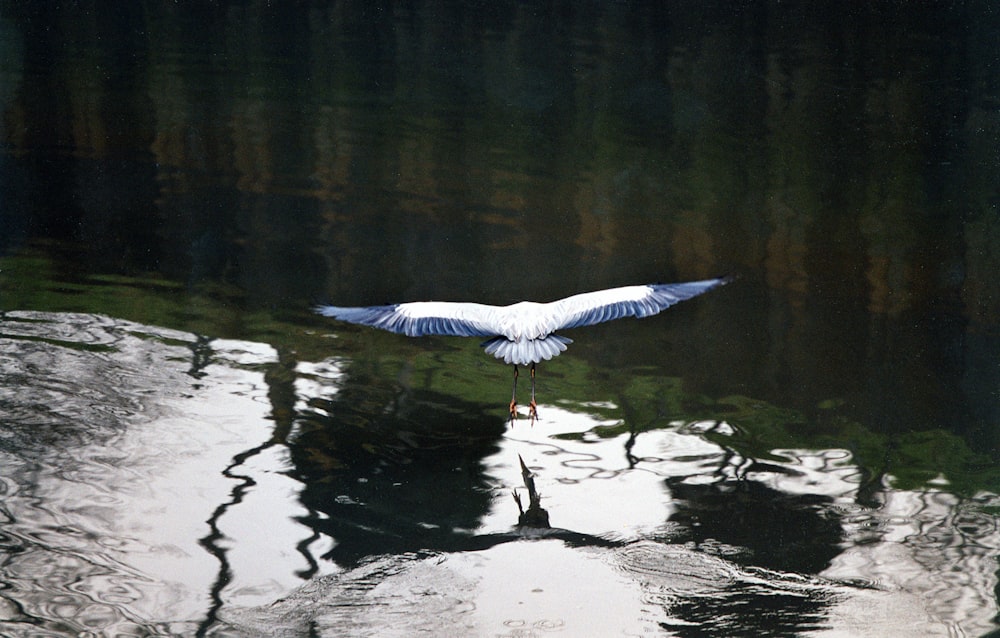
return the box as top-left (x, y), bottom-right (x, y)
top-left (0, 312), bottom-right (997, 636)
top-left (2, 2), bottom-right (1000, 636)
top-left (0, 312), bottom-right (321, 635)
top-left (217, 405), bottom-right (1000, 637)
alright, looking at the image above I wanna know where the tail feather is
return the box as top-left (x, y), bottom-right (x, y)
top-left (481, 335), bottom-right (573, 365)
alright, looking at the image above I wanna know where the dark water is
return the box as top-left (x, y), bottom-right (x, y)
top-left (1, 2), bottom-right (999, 636)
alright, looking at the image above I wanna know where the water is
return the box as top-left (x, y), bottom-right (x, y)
top-left (0, 313), bottom-right (300, 634)
top-left (1, 2), bottom-right (999, 636)
top-left (1, 312), bottom-right (997, 637)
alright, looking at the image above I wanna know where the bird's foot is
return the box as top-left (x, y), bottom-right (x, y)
top-left (528, 399), bottom-right (538, 426)
top-left (509, 399), bottom-right (518, 423)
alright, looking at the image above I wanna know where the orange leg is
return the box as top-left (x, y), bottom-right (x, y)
top-left (509, 364), bottom-right (519, 422)
top-left (528, 362), bottom-right (538, 425)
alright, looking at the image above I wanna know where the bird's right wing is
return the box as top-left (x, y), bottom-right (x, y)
top-left (315, 301), bottom-right (501, 337)
top-left (549, 277), bottom-right (731, 331)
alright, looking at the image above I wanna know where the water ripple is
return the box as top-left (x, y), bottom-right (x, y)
top-left (0, 311), bottom-right (303, 634)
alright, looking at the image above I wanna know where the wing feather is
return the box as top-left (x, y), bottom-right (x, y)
top-left (315, 301), bottom-right (500, 337)
top-left (315, 276), bottom-right (731, 345)
top-left (551, 277), bottom-right (730, 331)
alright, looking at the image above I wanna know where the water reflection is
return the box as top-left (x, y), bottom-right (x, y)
top-left (278, 372), bottom-right (999, 636)
top-left (3, 0), bottom-right (999, 440)
top-left (0, 311), bottom-right (998, 635)
top-left (2, 1), bottom-right (1000, 635)
top-left (825, 489), bottom-right (1000, 634)
top-left (0, 312), bottom-right (330, 635)
top-left (289, 380), bottom-right (505, 566)
top-left (217, 397), bottom-right (977, 637)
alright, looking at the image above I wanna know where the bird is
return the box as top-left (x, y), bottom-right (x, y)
top-left (315, 276), bottom-right (730, 424)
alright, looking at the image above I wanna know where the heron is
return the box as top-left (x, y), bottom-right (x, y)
top-left (316, 276), bottom-right (730, 424)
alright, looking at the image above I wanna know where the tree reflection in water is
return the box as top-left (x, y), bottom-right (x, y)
top-left (1, 1), bottom-right (999, 635)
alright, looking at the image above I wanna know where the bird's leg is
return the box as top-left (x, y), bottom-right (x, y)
top-left (528, 362), bottom-right (538, 425)
top-left (509, 364), bottom-right (519, 422)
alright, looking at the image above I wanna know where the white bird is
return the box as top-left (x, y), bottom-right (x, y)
top-left (316, 276), bottom-right (730, 424)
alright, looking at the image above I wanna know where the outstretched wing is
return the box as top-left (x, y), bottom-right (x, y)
top-left (550, 276), bottom-right (731, 331)
top-left (315, 301), bottom-right (501, 337)
top-left (316, 276), bottom-right (731, 341)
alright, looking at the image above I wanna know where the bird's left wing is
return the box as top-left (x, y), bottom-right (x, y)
top-left (315, 301), bottom-right (500, 337)
top-left (549, 276), bottom-right (731, 331)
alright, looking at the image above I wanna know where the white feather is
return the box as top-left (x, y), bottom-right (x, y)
top-left (315, 276), bottom-right (730, 365)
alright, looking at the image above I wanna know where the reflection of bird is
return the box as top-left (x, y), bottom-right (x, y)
top-left (316, 276), bottom-right (730, 424)
top-left (513, 455), bottom-right (549, 528)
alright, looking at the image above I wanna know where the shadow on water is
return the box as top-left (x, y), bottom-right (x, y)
top-left (0, 311), bottom-right (998, 636)
top-left (1, 1), bottom-right (999, 635)
top-left (211, 363), bottom-right (924, 636)
top-left (214, 413), bottom-right (853, 638)
top-left (186, 364), bottom-right (1000, 637)
top-left (285, 378), bottom-right (620, 569)
top-left (290, 383), bottom-right (506, 564)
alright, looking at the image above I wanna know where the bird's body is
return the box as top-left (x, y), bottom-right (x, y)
top-left (316, 277), bottom-right (730, 422)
